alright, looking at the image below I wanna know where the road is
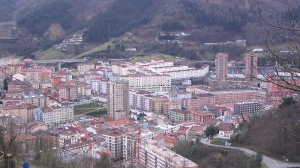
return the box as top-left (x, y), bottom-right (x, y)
top-left (200, 138), bottom-right (300, 168)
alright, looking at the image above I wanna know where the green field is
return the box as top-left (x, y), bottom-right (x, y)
top-left (74, 41), bottom-right (114, 58)
top-left (74, 102), bottom-right (100, 108)
top-left (86, 108), bottom-right (107, 117)
top-left (130, 54), bottom-right (179, 63)
top-left (74, 102), bottom-right (102, 115)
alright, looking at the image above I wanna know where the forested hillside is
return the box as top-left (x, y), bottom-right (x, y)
top-left (17, 0), bottom-right (73, 36)
top-left (0, 0), bottom-right (17, 21)
top-left (83, 0), bottom-right (156, 43)
top-left (1, 0), bottom-right (299, 59)
top-left (236, 100), bottom-right (300, 162)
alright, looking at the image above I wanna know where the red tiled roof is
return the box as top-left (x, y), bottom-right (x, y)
top-left (218, 122), bottom-right (233, 131)
top-left (164, 137), bottom-right (177, 143)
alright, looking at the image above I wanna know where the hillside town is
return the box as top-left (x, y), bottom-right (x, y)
top-left (0, 53), bottom-right (295, 168)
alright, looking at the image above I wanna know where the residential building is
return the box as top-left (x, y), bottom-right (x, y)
top-left (153, 96), bottom-right (168, 113)
top-left (139, 142), bottom-right (198, 168)
top-left (185, 94), bottom-right (215, 111)
top-left (77, 63), bottom-right (95, 74)
top-left (7, 80), bottom-right (31, 91)
top-left (23, 68), bottom-right (42, 82)
top-left (0, 102), bottom-right (37, 123)
top-left (107, 80), bottom-right (130, 120)
top-left (121, 74), bottom-right (171, 92)
top-left (191, 111), bottom-right (215, 123)
top-left (102, 130), bottom-right (124, 159)
top-left (58, 131), bottom-right (81, 147)
top-left (163, 101), bottom-right (181, 115)
top-left (215, 53), bottom-right (228, 81)
top-left (245, 53), bottom-right (258, 81)
top-left (44, 129), bottom-right (61, 148)
top-left (234, 102), bottom-right (260, 114)
top-left (217, 122), bottom-right (234, 139)
top-left (34, 103), bottom-right (74, 127)
top-left (193, 85), bottom-right (258, 104)
top-left (169, 109), bottom-right (193, 122)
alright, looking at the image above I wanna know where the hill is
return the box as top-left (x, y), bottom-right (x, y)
top-left (1, 0), bottom-right (298, 59)
top-left (236, 101), bottom-right (300, 162)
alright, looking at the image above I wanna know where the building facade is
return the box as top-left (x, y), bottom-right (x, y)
top-left (107, 80), bottom-right (130, 120)
top-left (245, 53), bottom-right (258, 81)
top-left (215, 53), bottom-right (228, 81)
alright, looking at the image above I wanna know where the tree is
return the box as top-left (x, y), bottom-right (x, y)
top-left (279, 97), bottom-right (297, 108)
top-left (94, 153), bottom-right (112, 168)
top-left (204, 125), bottom-right (219, 137)
top-left (3, 78), bottom-right (9, 91)
top-left (252, 2), bottom-right (300, 94)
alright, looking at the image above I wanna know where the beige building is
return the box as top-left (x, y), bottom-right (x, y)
top-left (77, 63), bottom-right (95, 74)
top-left (153, 96), bottom-right (168, 113)
top-left (245, 53), bottom-right (258, 81)
top-left (139, 142), bottom-right (198, 168)
top-left (107, 80), bottom-right (129, 120)
top-left (1, 103), bottom-right (37, 123)
top-left (169, 109), bottom-right (193, 122)
top-left (215, 53), bottom-right (228, 81)
top-left (23, 68), bottom-right (42, 82)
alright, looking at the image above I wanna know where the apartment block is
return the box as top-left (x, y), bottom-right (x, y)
top-left (121, 73), bottom-right (171, 92)
top-left (77, 63), bottom-right (95, 74)
top-left (153, 96), bottom-right (169, 113)
top-left (0, 102), bottom-right (37, 123)
top-left (191, 111), bottom-right (215, 123)
top-left (186, 94), bottom-right (215, 111)
top-left (107, 80), bottom-right (130, 120)
top-left (58, 131), bottom-right (81, 147)
top-left (245, 53), bottom-right (258, 81)
top-left (194, 86), bottom-right (258, 104)
top-left (139, 142), bottom-right (198, 168)
top-left (34, 103), bottom-right (74, 127)
top-left (102, 130), bottom-right (124, 159)
top-left (234, 102), bottom-right (260, 114)
top-left (163, 101), bottom-right (181, 116)
top-left (23, 68), bottom-right (42, 82)
top-left (169, 109), bottom-right (193, 122)
top-left (215, 53), bottom-right (228, 81)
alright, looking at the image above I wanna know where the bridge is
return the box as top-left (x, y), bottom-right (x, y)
top-left (34, 59), bottom-right (88, 69)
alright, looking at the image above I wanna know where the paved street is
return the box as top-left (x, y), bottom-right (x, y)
top-left (200, 138), bottom-right (300, 168)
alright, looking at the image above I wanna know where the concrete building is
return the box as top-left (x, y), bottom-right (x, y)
top-left (215, 53), bottom-right (228, 81)
top-left (107, 80), bottom-right (130, 120)
top-left (0, 102), bottom-right (37, 123)
top-left (121, 74), bottom-right (171, 92)
top-left (234, 102), bottom-right (260, 115)
top-left (102, 130), bottom-right (124, 159)
top-left (169, 109), bottom-right (193, 122)
top-left (191, 111), bottom-right (215, 123)
top-left (193, 86), bottom-right (258, 104)
top-left (245, 53), bottom-right (258, 81)
top-left (139, 142), bottom-right (198, 168)
top-left (23, 68), bottom-right (42, 82)
top-left (163, 101), bottom-right (181, 116)
top-left (77, 63), bottom-right (95, 74)
top-left (34, 103), bottom-right (74, 127)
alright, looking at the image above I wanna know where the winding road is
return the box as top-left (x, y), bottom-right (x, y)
top-left (200, 138), bottom-right (300, 168)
